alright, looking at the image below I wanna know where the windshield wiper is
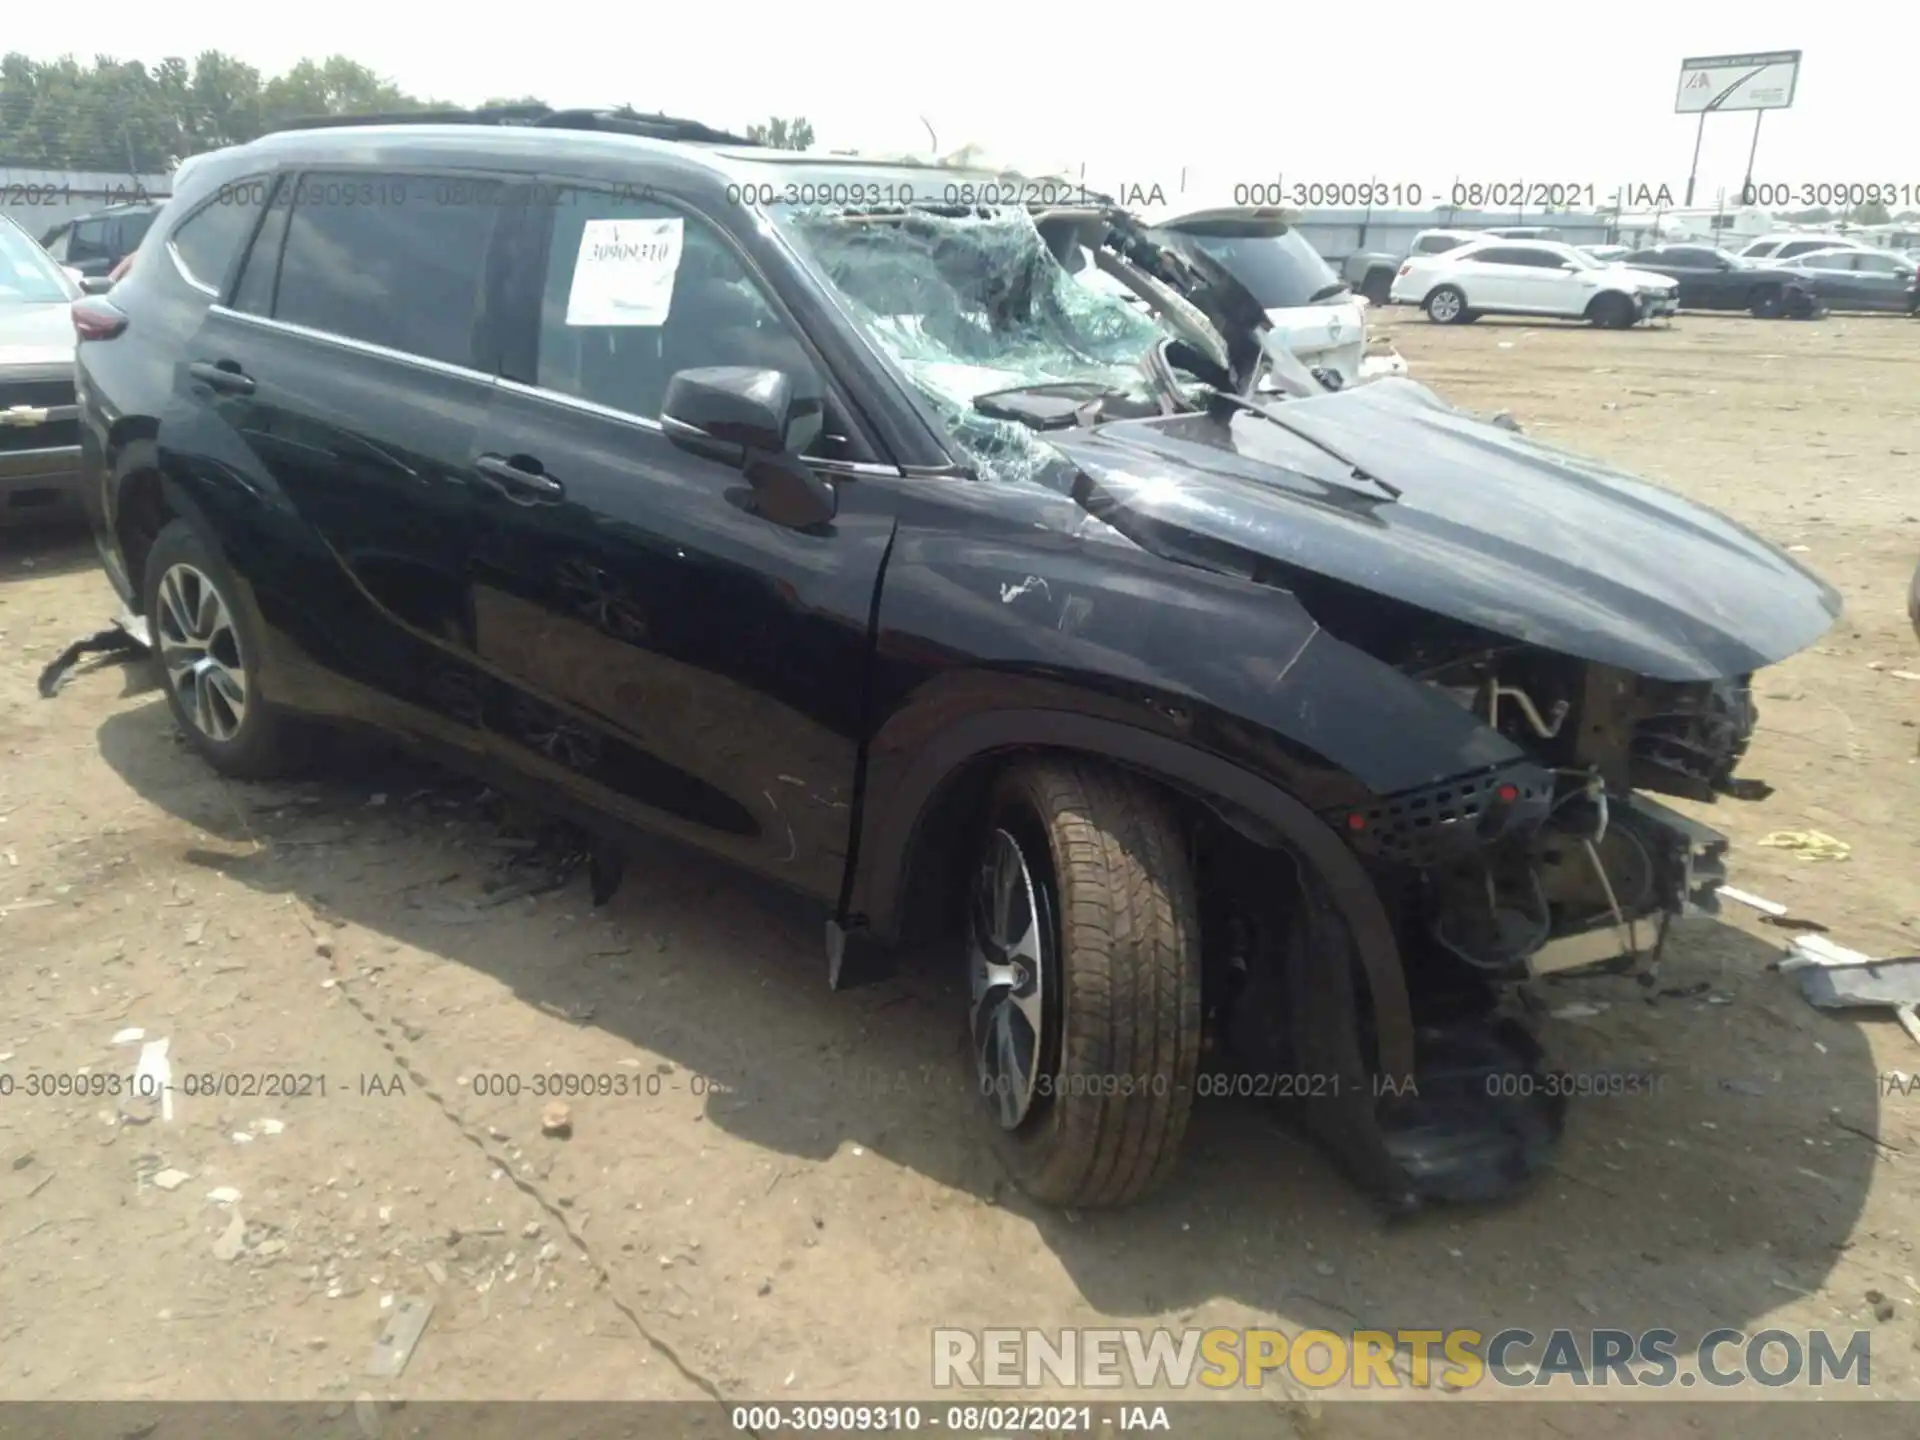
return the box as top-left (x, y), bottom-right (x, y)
top-left (1304, 281), bottom-right (1351, 304)
top-left (1213, 392), bottom-right (1403, 501)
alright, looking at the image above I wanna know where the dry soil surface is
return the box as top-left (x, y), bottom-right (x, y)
top-left (0, 310), bottom-right (1917, 1437)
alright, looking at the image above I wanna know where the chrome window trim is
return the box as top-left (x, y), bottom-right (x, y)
top-left (494, 376), bottom-right (899, 477)
top-left (208, 305), bottom-right (495, 384)
top-left (168, 239), bottom-right (219, 297)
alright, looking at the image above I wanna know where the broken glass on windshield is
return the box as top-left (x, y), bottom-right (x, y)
top-left (775, 205), bottom-right (1195, 486)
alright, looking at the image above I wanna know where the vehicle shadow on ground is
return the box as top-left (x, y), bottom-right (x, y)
top-left (96, 694), bottom-right (1881, 1346)
top-left (0, 520), bottom-right (95, 585)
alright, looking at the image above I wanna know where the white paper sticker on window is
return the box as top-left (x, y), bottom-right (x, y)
top-left (565, 217), bottom-right (684, 327)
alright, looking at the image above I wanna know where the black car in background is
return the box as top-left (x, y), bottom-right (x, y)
top-left (39, 202), bottom-right (158, 279)
top-left (1624, 242), bottom-right (1919, 317)
top-left (1620, 244), bottom-right (1822, 318)
top-left (70, 108), bottom-right (1841, 1213)
top-left (1766, 247), bottom-right (1920, 314)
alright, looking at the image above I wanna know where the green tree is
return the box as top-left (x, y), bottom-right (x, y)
top-left (0, 50), bottom-right (447, 170)
top-left (745, 115), bottom-right (814, 151)
top-left (1849, 199), bottom-right (1892, 226)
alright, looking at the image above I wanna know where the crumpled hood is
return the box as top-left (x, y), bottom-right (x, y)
top-left (1048, 377), bottom-right (1841, 681)
top-left (0, 302), bottom-right (78, 368)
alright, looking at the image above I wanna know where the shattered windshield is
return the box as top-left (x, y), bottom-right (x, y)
top-left (772, 204), bottom-right (1188, 487)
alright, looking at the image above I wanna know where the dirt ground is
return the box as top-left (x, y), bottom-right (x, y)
top-left (1, 310), bottom-right (1917, 1433)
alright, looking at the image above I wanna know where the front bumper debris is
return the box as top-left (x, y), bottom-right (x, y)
top-left (36, 614), bottom-right (150, 698)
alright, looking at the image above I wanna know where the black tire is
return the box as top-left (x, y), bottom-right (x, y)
top-left (1424, 285), bottom-right (1468, 324)
top-left (1748, 285), bottom-right (1784, 320)
top-left (1588, 292), bottom-right (1637, 329)
top-left (143, 517), bottom-right (311, 779)
top-left (1360, 269), bottom-right (1394, 307)
top-left (965, 758), bottom-right (1201, 1209)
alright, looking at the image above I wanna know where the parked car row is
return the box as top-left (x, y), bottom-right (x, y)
top-left (1622, 242), bottom-right (1918, 317)
top-left (1380, 223), bottom-right (1916, 323)
top-left (42, 106), bottom-right (1848, 1217)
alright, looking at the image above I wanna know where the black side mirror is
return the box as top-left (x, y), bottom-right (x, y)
top-left (79, 275), bottom-right (114, 296)
top-left (662, 366), bottom-right (799, 453)
top-left (661, 366), bottom-right (835, 529)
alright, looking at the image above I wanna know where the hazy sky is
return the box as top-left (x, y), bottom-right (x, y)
top-left (8, 5), bottom-right (1902, 208)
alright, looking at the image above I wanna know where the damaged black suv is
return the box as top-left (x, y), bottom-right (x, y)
top-left (71, 106), bottom-right (1841, 1212)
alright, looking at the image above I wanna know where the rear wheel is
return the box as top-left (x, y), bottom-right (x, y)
top-left (1360, 268), bottom-right (1394, 307)
top-left (966, 759), bottom-right (1201, 1208)
top-left (1424, 285), bottom-right (1468, 324)
top-left (144, 518), bottom-right (310, 779)
top-left (1748, 285), bottom-right (1785, 319)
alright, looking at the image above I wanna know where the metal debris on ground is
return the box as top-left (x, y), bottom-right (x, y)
top-left (212, 1209), bottom-right (247, 1261)
top-left (365, 1296), bottom-right (434, 1379)
top-left (1758, 830), bottom-right (1851, 862)
top-left (1796, 952), bottom-right (1920, 1050)
top-left (1781, 934), bottom-right (1882, 972)
top-left (1719, 885), bottom-right (1788, 917)
top-left (132, 1038), bottom-right (173, 1123)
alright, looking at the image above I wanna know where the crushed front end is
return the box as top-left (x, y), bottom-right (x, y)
top-left (1331, 651), bottom-right (1756, 989)
top-left (1301, 639), bottom-right (1773, 1207)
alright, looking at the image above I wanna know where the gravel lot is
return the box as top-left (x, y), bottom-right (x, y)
top-left (1, 309), bottom-right (1917, 1432)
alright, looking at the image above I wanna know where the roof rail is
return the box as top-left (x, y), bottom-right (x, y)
top-left (266, 104), bottom-right (761, 147)
top-left (531, 107), bottom-right (762, 146)
top-left (268, 104), bottom-right (554, 132)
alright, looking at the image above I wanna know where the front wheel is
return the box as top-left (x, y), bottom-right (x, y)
top-left (144, 518), bottom-right (311, 779)
top-left (966, 759), bottom-right (1201, 1208)
top-left (1424, 285), bottom-right (1468, 324)
top-left (1588, 292), bottom-right (1637, 329)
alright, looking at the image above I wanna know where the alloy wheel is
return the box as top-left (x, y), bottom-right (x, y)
top-left (968, 828), bottom-right (1051, 1130)
top-left (155, 562), bottom-right (248, 743)
top-left (1429, 290), bottom-right (1461, 322)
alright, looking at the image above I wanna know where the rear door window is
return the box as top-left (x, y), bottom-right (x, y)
top-left (269, 172), bottom-right (496, 369)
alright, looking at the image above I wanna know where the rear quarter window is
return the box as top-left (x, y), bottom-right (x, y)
top-left (169, 187), bottom-right (269, 293)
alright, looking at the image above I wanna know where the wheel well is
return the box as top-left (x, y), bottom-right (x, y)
top-left (1585, 290), bottom-right (1630, 317)
top-left (116, 469), bottom-right (176, 607)
top-left (890, 746), bottom-right (1283, 950)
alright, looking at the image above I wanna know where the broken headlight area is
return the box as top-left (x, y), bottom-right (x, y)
top-left (1327, 645), bottom-right (1759, 985)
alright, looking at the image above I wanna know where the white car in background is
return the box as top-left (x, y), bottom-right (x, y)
top-left (1143, 207), bottom-right (1406, 387)
top-left (1736, 232), bottom-right (1876, 263)
top-left (1390, 237), bottom-right (1678, 328)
